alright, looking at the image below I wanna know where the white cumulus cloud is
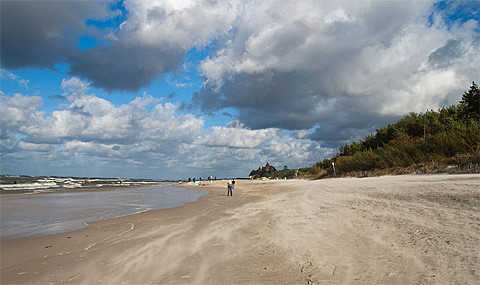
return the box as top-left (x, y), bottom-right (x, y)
top-left (1, 78), bottom-right (327, 178)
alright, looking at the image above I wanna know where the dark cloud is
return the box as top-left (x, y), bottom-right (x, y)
top-left (308, 111), bottom-right (399, 149)
top-left (0, 1), bottom-right (110, 69)
top-left (428, 39), bottom-right (464, 68)
top-left (193, 67), bottom-right (398, 144)
top-left (69, 43), bottom-right (184, 92)
top-left (50, 94), bottom-right (69, 101)
top-left (193, 70), bottom-right (335, 130)
top-left (68, 105), bottom-right (92, 117)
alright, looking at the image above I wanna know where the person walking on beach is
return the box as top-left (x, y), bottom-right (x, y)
top-left (227, 180), bottom-right (233, 196)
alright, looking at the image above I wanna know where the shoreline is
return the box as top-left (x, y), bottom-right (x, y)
top-left (0, 183), bottom-right (208, 240)
top-left (2, 175), bottom-right (479, 284)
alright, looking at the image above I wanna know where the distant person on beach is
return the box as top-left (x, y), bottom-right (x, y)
top-left (232, 179), bottom-right (235, 189)
top-left (227, 180), bottom-right (233, 196)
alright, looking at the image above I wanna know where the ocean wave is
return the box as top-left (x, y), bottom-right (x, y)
top-left (0, 176), bottom-right (168, 193)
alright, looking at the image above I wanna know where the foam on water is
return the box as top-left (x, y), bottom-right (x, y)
top-left (0, 176), bottom-right (165, 193)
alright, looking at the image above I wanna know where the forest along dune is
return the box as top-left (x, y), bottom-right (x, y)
top-left (1, 174), bottom-right (479, 284)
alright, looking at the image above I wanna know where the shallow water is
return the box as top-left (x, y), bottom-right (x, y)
top-left (0, 185), bottom-right (206, 239)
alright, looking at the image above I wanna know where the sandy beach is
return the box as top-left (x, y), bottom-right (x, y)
top-left (1, 174), bottom-right (479, 284)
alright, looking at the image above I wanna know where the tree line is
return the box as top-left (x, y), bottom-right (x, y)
top-left (291, 82), bottom-right (480, 179)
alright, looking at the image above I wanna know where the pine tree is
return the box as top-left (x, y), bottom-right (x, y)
top-left (460, 81), bottom-right (480, 122)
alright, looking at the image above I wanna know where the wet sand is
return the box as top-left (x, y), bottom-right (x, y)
top-left (1, 174), bottom-right (479, 284)
top-left (0, 185), bottom-right (206, 239)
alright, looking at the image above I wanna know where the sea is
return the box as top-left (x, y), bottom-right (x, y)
top-left (0, 176), bottom-right (207, 239)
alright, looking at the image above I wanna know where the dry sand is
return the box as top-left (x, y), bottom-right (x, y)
top-left (1, 174), bottom-right (479, 284)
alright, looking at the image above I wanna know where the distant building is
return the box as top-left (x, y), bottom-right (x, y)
top-left (262, 162), bottom-right (276, 172)
top-left (249, 162), bottom-right (277, 178)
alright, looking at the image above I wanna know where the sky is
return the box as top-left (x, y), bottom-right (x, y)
top-left (1, 0), bottom-right (479, 180)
